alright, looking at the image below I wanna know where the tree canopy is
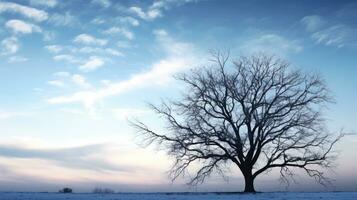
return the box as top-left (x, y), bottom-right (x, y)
top-left (132, 53), bottom-right (341, 192)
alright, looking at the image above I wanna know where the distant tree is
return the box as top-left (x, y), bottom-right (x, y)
top-left (92, 187), bottom-right (115, 194)
top-left (59, 187), bottom-right (73, 193)
top-left (131, 52), bottom-right (341, 192)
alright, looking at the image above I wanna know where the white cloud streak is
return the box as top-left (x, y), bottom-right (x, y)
top-left (129, 6), bottom-right (162, 21)
top-left (48, 12), bottom-right (77, 26)
top-left (53, 54), bottom-right (80, 64)
top-left (91, 0), bottom-right (111, 8)
top-left (300, 15), bottom-right (326, 32)
top-left (71, 74), bottom-right (91, 88)
top-left (48, 80), bottom-right (65, 87)
top-left (78, 47), bottom-right (123, 56)
top-left (0, 111), bottom-right (30, 119)
top-left (241, 34), bottom-right (303, 56)
top-left (73, 34), bottom-right (108, 46)
top-left (128, 0), bottom-right (197, 21)
top-left (79, 56), bottom-right (105, 72)
top-left (5, 19), bottom-right (42, 34)
top-left (0, 37), bottom-right (19, 56)
top-left (47, 29), bottom-right (201, 109)
top-left (49, 72), bottom-right (91, 89)
top-left (301, 15), bottom-right (357, 48)
top-left (45, 45), bottom-right (63, 53)
top-left (118, 16), bottom-right (140, 26)
top-left (7, 56), bottom-right (27, 63)
top-left (0, 2), bottom-right (48, 22)
top-left (30, 0), bottom-right (58, 8)
top-left (103, 27), bottom-right (134, 40)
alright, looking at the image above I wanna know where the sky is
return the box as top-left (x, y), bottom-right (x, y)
top-left (0, 0), bottom-right (356, 193)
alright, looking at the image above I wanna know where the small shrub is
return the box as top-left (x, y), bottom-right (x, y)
top-left (59, 188), bottom-right (73, 193)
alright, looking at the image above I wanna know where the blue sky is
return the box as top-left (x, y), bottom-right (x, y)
top-left (0, 0), bottom-right (356, 192)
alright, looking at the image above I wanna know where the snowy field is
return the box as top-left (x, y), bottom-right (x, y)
top-left (0, 192), bottom-right (356, 200)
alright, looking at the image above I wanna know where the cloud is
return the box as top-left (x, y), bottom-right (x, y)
top-left (53, 54), bottom-right (79, 64)
top-left (91, 17), bottom-right (106, 25)
top-left (7, 56), bottom-right (27, 63)
top-left (0, 2), bottom-right (48, 22)
top-left (45, 45), bottom-right (63, 53)
top-left (0, 143), bottom-right (128, 172)
top-left (301, 15), bottom-right (357, 48)
top-left (47, 45), bottom-right (121, 56)
top-left (47, 29), bottom-right (201, 109)
top-left (49, 72), bottom-right (91, 88)
top-left (129, 6), bottom-right (162, 21)
top-left (78, 46), bottom-right (123, 56)
top-left (5, 19), bottom-right (42, 34)
top-left (48, 12), bottom-right (78, 26)
top-left (79, 56), bottom-right (105, 72)
top-left (311, 25), bottom-right (356, 48)
top-left (117, 40), bottom-right (132, 48)
top-left (73, 34), bottom-right (108, 46)
top-left (103, 27), bottom-right (134, 40)
top-left (29, 0), bottom-right (58, 8)
top-left (301, 15), bottom-right (326, 32)
top-left (128, 0), bottom-right (197, 21)
top-left (0, 111), bottom-right (29, 119)
top-left (118, 16), bottom-right (140, 26)
top-left (0, 37), bottom-right (19, 56)
top-left (241, 34), bottom-right (303, 56)
top-left (48, 80), bottom-right (65, 87)
top-left (53, 71), bottom-right (70, 77)
top-left (43, 31), bottom-right (56, 41)
top-left (71, 74), bottom-right (91, 88)
top-left (91, 0), bottom-right (111, 8)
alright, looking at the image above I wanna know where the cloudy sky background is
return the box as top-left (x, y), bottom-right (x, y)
top-left (0, 0), bottom-right (356, 192)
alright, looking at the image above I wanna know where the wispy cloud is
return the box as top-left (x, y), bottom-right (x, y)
top-left (73, 34), bottom-right (108, 46)
top-left (118, 16), bottom-right (140, 27)
top-left (78, 46), bottom-right (123, 57)
top-left (129, 6), bottom-right (162, 21)
top-left (53, 71), bottom-right (71, 77)
top-left (47, 29), bottom-right (201, 110)
top-left (29, 0), bottom-right (58, 8)
top-left (91, 0), bottom-right (111, 8)
top-left (103, 27), bottom-right (134, 40)
top-left (0, 2), bottom-right (48, 22)
top-left (0, 111), bottom-right (30, 119)
top-left (71, 74), bottom-right (91, 88)
top-left (0, 143), bottom-right (128, 172)
top-left (49, 72), bottom-right (91, 89)
top-left (0, 37), bottom-right (19, 56)
top-left (301, 15), bottom-right (357, 48)
top-left (91, 17), bottom-right (106, 25)
top-left (7, 55), bottom-right (27, 63)
top-left (48, 80), bottom-right (65, 87)
top-left (45, 45), bottom-right (63, 53)
top-left (79, 56), bottom-right (105, 72)
top-left (311, 25), bottom-right (356, 48)
top-left (128, 0), bottom-right (197, 21)
top-left (301, 15), bottom-right (326, 32)
top-left (5, 19), bottom-right (42, 34)
top-left (241, 34), bottom-right (303, 56)
top-left (48, 12), bottom-right (78, 26)
top-left (53, 54), bottom-right (79, 64)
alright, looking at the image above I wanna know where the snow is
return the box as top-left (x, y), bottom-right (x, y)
top-left (0, 192), bottom-right (356, 200)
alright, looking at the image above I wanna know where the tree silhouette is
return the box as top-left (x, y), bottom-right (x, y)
top-left (132, 52), bottom-right (341, 192)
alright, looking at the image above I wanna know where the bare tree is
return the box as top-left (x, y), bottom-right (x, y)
top-left (131, 53), bottom-right (341, 192)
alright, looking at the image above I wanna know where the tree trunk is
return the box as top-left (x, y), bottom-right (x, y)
top-left (243, 171), bottom-right (256, 193)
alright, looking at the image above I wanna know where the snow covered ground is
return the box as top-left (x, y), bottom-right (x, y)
top-left (0, 192), bottom-right (356, 200)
